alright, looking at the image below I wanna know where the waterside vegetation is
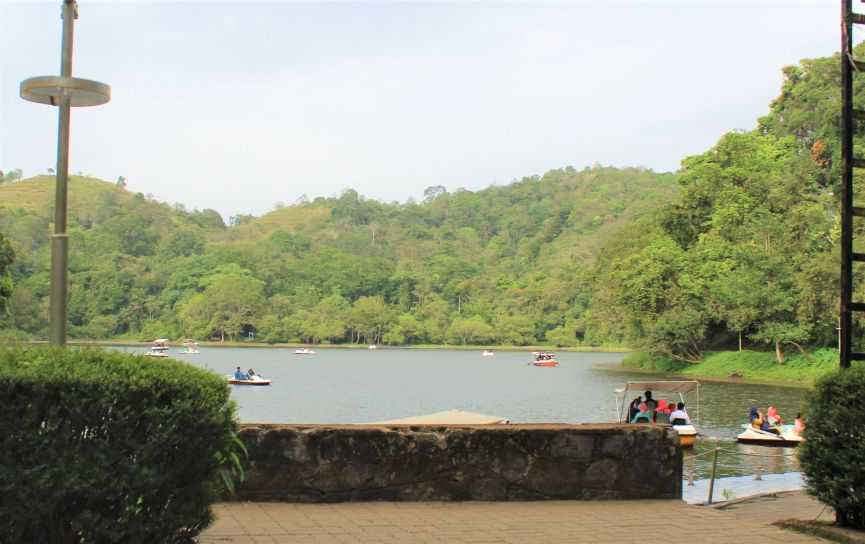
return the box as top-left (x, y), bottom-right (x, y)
top-left (621, 349), bottom-right (844, 384)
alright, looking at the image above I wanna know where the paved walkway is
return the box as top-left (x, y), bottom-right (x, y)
top-left (200, 491), bottom-right (832, 543)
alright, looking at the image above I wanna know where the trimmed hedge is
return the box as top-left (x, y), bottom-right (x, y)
top-left (0, 347), bottom-right (238, 543)
top-left (800, 364), bottom-right (865, 530)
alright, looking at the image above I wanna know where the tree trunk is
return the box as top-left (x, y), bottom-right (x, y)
top-left (775, 340), bottom-right (783, 364)
top-left (738, 330), bottom-right (743, 351)
top-left (786, 340), bottom-right (813, 362)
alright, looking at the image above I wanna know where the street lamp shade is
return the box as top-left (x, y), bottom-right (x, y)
top-left (20, 75), bottom-right (110, 107)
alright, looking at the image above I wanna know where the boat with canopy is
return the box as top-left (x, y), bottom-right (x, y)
top-left (613, 380), bottom-right (700, 448)
top-left (531, 351), bottom-right (558, 366)
top-left (145, 339), bottom-right (169, 358)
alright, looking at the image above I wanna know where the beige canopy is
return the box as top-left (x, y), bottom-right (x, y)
top-left (616, 380), bottom-right (700, 395)
top-left (363, 410), bottom-right (509, 425)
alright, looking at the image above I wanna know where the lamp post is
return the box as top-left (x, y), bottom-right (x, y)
top-left (19, 0), bottom-right (110, 345)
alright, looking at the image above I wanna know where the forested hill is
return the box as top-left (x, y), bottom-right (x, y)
top-left (0, 166), bottom-right (678, 344)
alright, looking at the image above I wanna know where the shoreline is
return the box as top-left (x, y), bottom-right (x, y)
top-left (11, 340), bottom-right (633, 353)
top-left (600, 361), bottom-right (815, 388)
top-left (615, 349), bottom-right (843, 387)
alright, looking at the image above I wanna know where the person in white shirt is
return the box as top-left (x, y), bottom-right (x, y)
top-left (669, 402), bottom-right (691, 425)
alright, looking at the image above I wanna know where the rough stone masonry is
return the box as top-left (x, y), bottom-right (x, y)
top-left (228, 423), bottom-right (682, 502)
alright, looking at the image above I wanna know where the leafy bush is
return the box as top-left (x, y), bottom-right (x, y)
top-left (800, 364), bottom-right (865, 529)
top-left (0, 346), bottom-right (238, 543)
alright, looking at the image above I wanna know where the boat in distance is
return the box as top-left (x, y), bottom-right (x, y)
top-left (178, 339), bottom-right (200, 354)
top-left (227, 375), bottom-right (271, 386)
top-left (145, 339), bottom-right (169, 357)
top-left (531, 351), bottom-right (557, 366)
top-left (736, 425), bottom-right (803, 447)
top-left (295, 347), bottom-right (316, 355)
top-left (482, 350), bottom-right (495, 357)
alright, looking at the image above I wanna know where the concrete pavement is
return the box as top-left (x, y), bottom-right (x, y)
top-left (200, 490), bottom-right (833, 543)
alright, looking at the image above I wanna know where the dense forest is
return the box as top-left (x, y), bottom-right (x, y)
top-left (0, 46), bottom-right (860, 357)
top-left (0, 165), bottom-right (677, 346)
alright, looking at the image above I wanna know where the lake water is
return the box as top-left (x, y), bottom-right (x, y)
top-left (117, 346), bottom-right (809, 479)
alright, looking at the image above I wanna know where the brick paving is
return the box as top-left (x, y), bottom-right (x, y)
top-left (200, 491), bottom-right (831, 543)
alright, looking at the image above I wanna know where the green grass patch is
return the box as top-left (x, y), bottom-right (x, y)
top-left (622, 348), bottom-right (841, 383)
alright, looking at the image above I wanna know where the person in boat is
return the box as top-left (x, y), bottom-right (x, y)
top-left (644, 390), bottom-right (657, 415)
top-left (669, 402), bottom-right (691, 425)
top-left (749, 406), bottom-right (779, 434)
top-left (234, 366), bottom-right (245, 380)
top-left (627, 396), bottom-right (642, 422)
top-left (749, 406), bottom-right (761, 427)
top-left (767, 406), bottom-right (785, 434)
top-left (767, 406), bottom-right (782, 426)
top-left (248, 369), bottom-right (256, 379)
top-left (630, 402), bottom-right (652, 423)
top-left (793, 413), bottom-right (806, 436)
top-left (654, 399), bottom-right (671, 424)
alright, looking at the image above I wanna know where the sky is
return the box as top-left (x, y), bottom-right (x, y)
top-left (0, 0), bottom-right (851, 220)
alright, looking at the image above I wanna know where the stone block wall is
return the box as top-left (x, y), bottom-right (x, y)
top-left (229, 423), bottom-right (681, 502)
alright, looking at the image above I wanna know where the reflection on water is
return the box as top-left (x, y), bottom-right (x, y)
top-left (113, 346), bottom-right (810, 478)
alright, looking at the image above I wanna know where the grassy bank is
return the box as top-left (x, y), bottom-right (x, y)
top-left (622, 349), bottom-right (842, 383)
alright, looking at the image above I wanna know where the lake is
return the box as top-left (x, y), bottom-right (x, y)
top-left (117, 346), bottom-right (809, 479)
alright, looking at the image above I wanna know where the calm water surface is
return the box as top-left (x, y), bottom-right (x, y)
top-left (119, 346), bottom-right (809, 478)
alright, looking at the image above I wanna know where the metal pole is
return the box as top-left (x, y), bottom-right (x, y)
top-left (707, 442), bottom-right (720, 505)
top-left (841, 0), bottom-right (853, 369)
top-left (49, 0), bottom-right (76, 346)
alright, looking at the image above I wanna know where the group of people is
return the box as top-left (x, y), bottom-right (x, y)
top-left (748, 406), bottom-right (805, 436)
top-left (234, 366), bottom-right (259, 381)
top-left (628, 390), bottom-right (691, 425)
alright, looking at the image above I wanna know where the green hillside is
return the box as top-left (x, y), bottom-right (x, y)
top-left (0, 175), bottom-right (135, 214)
top-left (0, 164), bottom-right (677, 345)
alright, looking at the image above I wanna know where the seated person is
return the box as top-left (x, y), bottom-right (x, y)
top-left (248, 368), bottom-right (256, 378)
top-left (766, 406), bottom-right (784, 434)
top-left (627, 396), bottom-right (642, 423)
top-left (793, 413), bottom-right (806, 436)
top-left (654, 399), bottom-right (671, 424)
top-left (669, 402), bottom-right (691, 425)
top-left (234, 366), bottom-right (245, 380)
top-left (767, 406), bottom-right (782, 426)
top-left (644, 390), bottom-right (658, 413)
top-left (630, 402), bottom-right (652, 423)
top-left (749, 406), bottom-right (763, 428)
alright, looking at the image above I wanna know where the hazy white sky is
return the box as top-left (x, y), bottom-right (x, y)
top-left (0, 1), bottom-right (847, 220)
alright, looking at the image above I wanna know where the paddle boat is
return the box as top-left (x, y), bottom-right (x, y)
top-left (737, 424), bottom-right (803, 447)
top-left (295, 347), bottom-right (316, 355)
top-left (531, 351), bottom-right (558, 366)
top-left (178, 339), bottom-right (200, 354)
top-left (483, 350), bottom-right (495, 357)
top-left (145, 339), bottom-right (169, 357)
top-left (368, 345), bottom-right (378, 350)
top-left (613, 380), bottom-right (701, 448)
top-left (227, 374), bottom-right (271, 386)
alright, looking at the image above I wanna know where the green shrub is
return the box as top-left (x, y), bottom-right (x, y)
top-left (800, 364), bottom-right (865, 529)
top-left (0, 346), bottom-right (238, 543)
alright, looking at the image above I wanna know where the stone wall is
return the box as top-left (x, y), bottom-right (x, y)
top-left (229, 423), bottom-right (682, 502)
